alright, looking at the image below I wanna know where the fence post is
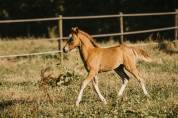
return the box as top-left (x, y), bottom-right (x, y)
top-left (58, 15), bottom-right (63, 64)
top-left (120, 12), bottom-right (124, 43)
top-left (175, 9), bottom-right (178, 40)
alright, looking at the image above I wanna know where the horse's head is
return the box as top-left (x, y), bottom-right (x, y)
top-left (63, 27), bottom-right (81, 53)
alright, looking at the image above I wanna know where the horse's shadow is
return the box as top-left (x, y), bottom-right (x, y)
top-left (0, 99), bottom-right (33, 111)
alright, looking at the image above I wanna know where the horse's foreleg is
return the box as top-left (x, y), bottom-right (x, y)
top-left (76, 70), bottom-right (96, 106)
top-left (92, 76), bottom-right (107, 104)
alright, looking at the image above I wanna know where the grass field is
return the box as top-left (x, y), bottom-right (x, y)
top-left (0, 38), bottom-right (178, 117)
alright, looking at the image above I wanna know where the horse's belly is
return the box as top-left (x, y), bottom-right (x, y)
top-left (99, 59), bottom-right (121, 72)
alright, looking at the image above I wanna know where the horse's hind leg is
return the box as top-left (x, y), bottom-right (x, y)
top-left (114, 65), bottom-right (130, 97)
top-left (125, 64), bottom-right (150, 97)
top-left (92, 76), bottom-right (107, 104)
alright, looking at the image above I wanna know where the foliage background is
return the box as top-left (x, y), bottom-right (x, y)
top-left (0, 0), bottom-right (177, 40)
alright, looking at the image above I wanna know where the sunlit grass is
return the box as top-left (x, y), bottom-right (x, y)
top-left (0, 38), bottom-right (177, 117)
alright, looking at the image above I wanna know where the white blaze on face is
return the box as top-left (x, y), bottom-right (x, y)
top-left (69, 34), bottom-right (72, 39)
top-left (63, 34), bottom-right (72, 52)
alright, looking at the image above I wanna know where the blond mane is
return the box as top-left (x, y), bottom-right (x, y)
top-left (79, 30), bottom-right (100, 48)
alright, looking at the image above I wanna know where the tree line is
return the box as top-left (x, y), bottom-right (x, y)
top-left (0, 0), bottom-right (177, 40)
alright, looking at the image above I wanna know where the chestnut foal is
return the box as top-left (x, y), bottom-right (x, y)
top-left (63, 27), bottom-right (151, 106)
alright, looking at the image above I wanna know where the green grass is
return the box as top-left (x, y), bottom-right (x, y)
top-left (0, 39), bottom-right (178, 117)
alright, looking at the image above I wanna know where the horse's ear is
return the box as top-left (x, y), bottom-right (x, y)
top-left (71, 27), bottom-right (79, 34)
top-left (75, 27), bottom-right (79, 34)
top-left (71, 27), bottom-right (74, 32)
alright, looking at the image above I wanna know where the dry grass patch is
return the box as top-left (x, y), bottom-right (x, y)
top-left (0, 38), bottom-right (177, 117)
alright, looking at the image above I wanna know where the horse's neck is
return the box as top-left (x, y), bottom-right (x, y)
top-left (79, 37), bottom-right (95, 61)
top-left (78, 45), bottom-right (90, 71)
top-left (79, 45), bottom-right (88, 62)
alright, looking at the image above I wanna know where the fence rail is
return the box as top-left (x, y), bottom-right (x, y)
top-left (0, 11), bottom-right (178, 60)
top-left (0, 50), bottom-right (62, 58)
top-left (0, 17), bottom-right (59, 24)
top-left (0, 11), bottom-right (177, 23)
top-left (23, 26), bottom-right (178, 40)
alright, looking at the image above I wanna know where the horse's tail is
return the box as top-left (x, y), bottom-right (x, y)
top-left (131, 47), bottom-right (152, 62)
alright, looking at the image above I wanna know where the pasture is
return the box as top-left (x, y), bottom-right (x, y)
top-left (0, 38), bottom-right (178, 117)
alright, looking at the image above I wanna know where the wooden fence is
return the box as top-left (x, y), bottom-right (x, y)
top-left (0, 11), bottom-right (178, 64)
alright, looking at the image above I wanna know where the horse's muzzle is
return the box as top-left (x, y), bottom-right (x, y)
top-left (63, 46), bottom-right (69, 53)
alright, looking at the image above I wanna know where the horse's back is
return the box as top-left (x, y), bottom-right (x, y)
top-left (98, 44), bottom-right (138, 71)
top-left (95, 46), bottom-right (124, 71)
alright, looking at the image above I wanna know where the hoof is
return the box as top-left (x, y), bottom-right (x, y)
top-left (103, 100), bottom-right (107, 105)
top-left (117, 95), bottom-right (124, 100)
top-left (76, 101), bottom-right (80, 107)
top-left (117, 95), bottom-right (128, 102)
top-left (145, 94), bottom-right (151, 99)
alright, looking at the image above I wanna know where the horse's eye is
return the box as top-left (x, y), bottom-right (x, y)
top-left (68, 34), bottom-right (73, 42)
top-left (69, 38), bottom-right (73, 42)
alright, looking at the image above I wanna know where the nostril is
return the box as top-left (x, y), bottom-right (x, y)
top-left (63, 47), bottom-right (68, 53)
top-left (63, 48), bottom-right (65, 52)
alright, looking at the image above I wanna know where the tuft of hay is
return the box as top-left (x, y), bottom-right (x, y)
top-left (38, 66), bottom-right (81, 106)
top-left (158, 41), bottom-right (177, 54)
top-left (39, 67), bottom-right (57, 106)
top-left (173, 40), bottom-right (178, 47)
top-left (40, 67), bottom-right (78, 87)
top-left (158, 41), bottom-right (175, 50)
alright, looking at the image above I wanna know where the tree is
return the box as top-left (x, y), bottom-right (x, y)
top-left (0, 0), bottom-right (177, 40)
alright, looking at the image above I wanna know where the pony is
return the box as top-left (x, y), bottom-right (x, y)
top-left (63, 27), bottom-right (151, 106)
